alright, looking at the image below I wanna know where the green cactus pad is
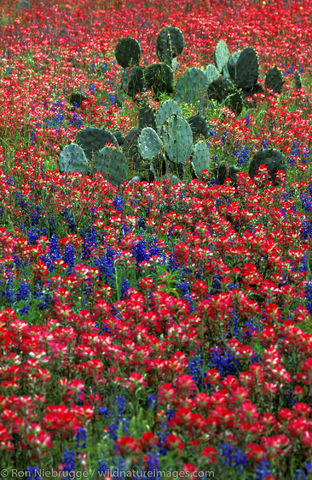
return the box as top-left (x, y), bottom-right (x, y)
top-left (155, 99), bottom-right (182, 131)
top-left (265, 66), bottom-right (285, 94)
top-left (191, 141), bottom-right (210, 178)
top-left (224, 91), bottom-right (243, 115)
top-left (123, 128), bottom-right (150, 175)
top-left (112, 130), bottom-right (125, 146)
top-left (294, 70), bottom-right (302, 90)
top-left (187, 115), bottom-right (209, 141)
top-left (249, 148), bottom-right (287, 184)
top-left (138, 104), bottom-right (156, 130)
top-left (175, 67), bottom-right (209, 107)
top-left (203, 64), bottom-right (220, 86)
top-left (214, 40), bottom-right (229, 73)
top-left (156, 26), bottom-right (185, 63)
top-left (161, 115), bottom-right (193, 164)
top-left (144, 63), bottom-right (174, 96)
top-left (138, 127), bottom-right (163, 160)
top-left (207, 77), bottom-right (236, 103)
top-left (93, 146), bottom-right (128, 186)
top-left (75, 127), bottom-right (118, 160)
top-left (228, 50), bottom-right (241, 81)
top-left (59, 143), bottom-right (89, 175)
top-left (121, 66), bottom-right (145, 97)
top-left (235, 47), bottom-right (259, 90)
top-left (216, 162), bottom-right (240, 186)
top-left (115, 37), bottom-right (141, 68)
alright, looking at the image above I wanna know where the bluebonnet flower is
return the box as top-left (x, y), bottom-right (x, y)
top-left (63, 244), bottom-right (75, 272)
top-left (263, 140), bottom-right (269, 148)
top-left (75, 427), bottom-right (87, 449)
top-left (115, 396), bottom-right (126, 417)
top-left (17, 279), bottom-right (30, 302)
top-left (62, 209), bottom-right (77, 234)
top-left (211, 274), bottom-right (222, 294)
top-left (300, 194), bottom-right (312, 212)
top-left (305, 282), bottom-right (312, 315)
top-left (48, 217), bottom-right (56, 236)
top-left (237, 146), bottom-right (250, 166)
top-left (120, 277), bottom-right (130, 299)
top-left (26, 467), bottom-right (43, 480)
top-left (48, 235), bottom-right (61, 263)
top-left (94, 248), bottom-right (115, 285)
top-left (145, 451), bottom-right (161, 474)
top-left (98, 460), bottom-right (109, 475)
top-left (101, 62), bottom-right (108, 74)
top-left (4, 272), bottom-right (15, 305)
top-left (70, 112), bottom-right (84, 128)
top-left (209, 346), bottom-right (240, 378)
top-left (255, 458), bottom-right (272, 480)
top-left (245, 114), bottom-right (250, 126)
top-left (186, 351), bottom-right (207, 390)
top-left (294, 463), bottom-right (312, 480)
top-left (133, 239), bottom-right (148, 264)
top-left (148, 393), bottom-right (157, 411)
top-left (61, 448), bottom-right (75, 474)
top-left (113, 195), bottom-right (124, 212)
top-left (89, 82), bottom-right (96, 93)
top-left (82, 227), bottom-right (97, 260)
top-left (20, 306), bottom-right (30, 316)
top-left (220, 443), bottom-right (247, 472)
top-left (138, 217), bottom-right (145, 230)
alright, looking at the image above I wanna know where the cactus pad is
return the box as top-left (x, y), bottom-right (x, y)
top-left (216, 162), bottom-right (240, 186)
top-left (207, 77), bottom-right (236, 103)
top-left (75, 127), bottom-right (118, 160)
top-left (214, 40), bottom-right (229, 73)
top-left (294, 70), bottom-right (302, 90)
top-left (115, 37), bottom-right (141, 68)
top-left (187, 115), bottom-right (209, 141)
top-left (228, 50), bottom-right (241, 81)
top-left (144, 63), bottom-right (174, 96)
top-left (249, 148), bottom-right (287, 184)
top-left (59, 143), bottom-right (89, 175)
top-left (235, 47), bottom-right (259, 90)
top-left (161, 115), bottom-right (193, 164)
top-left (156, 26), bottom-right (185, 63)
top-left (93, 146), bottom-right (128, 186)
top-left (113, 130), bottom-right (125, 146)
top-left (224, 91), bottom-right (243, 115)
top-left (204, 64), bottom-right (220, 85)
top-left (123, 128), bottom-right (150, 176)
top-left (138, 127), bottom-right (163, 160)
top-left (155, 99), bottom-right (182, 131)
top-left (265, 66), bottom-right (284, 94)
top-left (175, 67), bottom-right (209, 107)
top-left (138, 104), bottom-right (156, 130)
top-left (121, 66), bottom-right (145, 97)
top-left (69, 92), bottom-right (87, 108)
top-left (191, 141), bottom-right (210, 178)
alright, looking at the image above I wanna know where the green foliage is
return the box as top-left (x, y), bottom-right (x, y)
top-left (161, 114), bottom-right (193, 164)
top-left (138, 127), bottom-right (163, 159)
top-left (187, 114), bottom-right (209, 141)
top-left (155, 99), bottom-right (183, 130)
top-left (121, 65), bottom-right (145, 97)
top-left (214, 39), bottom-right (229, 73)
top-left (235, 46), bottom-right (259, 90)
top-left (175, 67), bottom-right (209, 108)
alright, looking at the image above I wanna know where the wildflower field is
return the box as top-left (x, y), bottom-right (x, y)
top-left (2, 0), bottom-right (312, 477)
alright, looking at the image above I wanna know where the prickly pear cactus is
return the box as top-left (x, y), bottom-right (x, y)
top-left (115, 37), bottom-right (141, 68)
top-left (214, 40), bottom-right (229, 73)
top-left (242, 82), bottom-right (264, 107)
top-left (113, 130), bottom-right (125, 146)
top-left (121, 66), bottom-right (145, 97)
top-left (144, 63), bottom-right (174, 96)
top-left (235, 47), bottom-right (259, 90)
top-left (123, 128), bottom-right (150, 177)
top-left (207, 77), bottom-right (236, 104)
top-left (156, 26), bottom-right (185, 64)
top-left (59, 143), bottom-right (89, 175)
top-left (138, 104), bottom-right (156, 130)
top-left (203, 64), bottom-right (220, 85)
top-left (155, 99), bottom-right (182, 131)
top-left (294, 70), bottom-right (302, 90)
top-left (265, 66), bottom-right (284, 94)
top-left (75, 127), bottom-right (118, 160)
top-left (224, 91), bottom-right (243, 115)
top-left (187, 115), bottom-right (209, 141)
top-left (138, 127), bottom-right (163, 160)
top-left (93, 147), bottom-right (128, 186)
top-left (191, 141), bottom-right (210, 178)
top-left (228, 50), bottom-right (241, 81)
top-left (161, 115), bottom-right (193, 164)
top-left (216, 162), bottom-right (240, 186)
top-left (175, 67), bottom-right (209, 107)
top-left (249, 148), bottom-right (287, 184)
